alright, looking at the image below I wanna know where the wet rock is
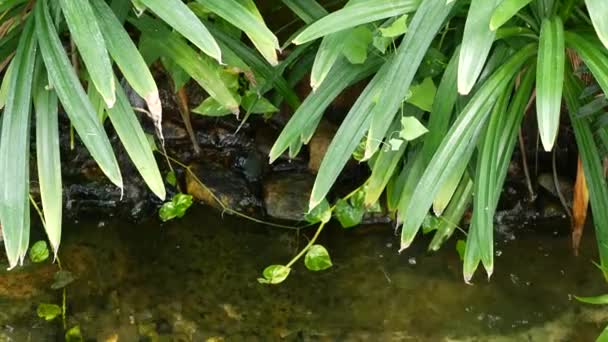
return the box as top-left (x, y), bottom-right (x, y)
top-left (186, 162), bottom-right (262, 215)
top-left (308, 120), bottom-right (337, 173)
top-left (263, 173), bottom-right (315, 221)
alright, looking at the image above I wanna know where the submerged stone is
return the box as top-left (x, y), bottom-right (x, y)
top-left (263, 173), bottom-right (315, 221)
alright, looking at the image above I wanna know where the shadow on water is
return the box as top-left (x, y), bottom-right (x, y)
top-left (0, 206), bottom-right (607, 341)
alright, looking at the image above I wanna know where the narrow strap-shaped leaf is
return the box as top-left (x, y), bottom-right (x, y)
top-left (106, 82), bottom-right (166, 200)
top-left (564, 73), bottom-right (608, 278)
top-left (565, 32), bottom-right (608, 102)
top-left (364, 113), bottom-right (416, 206)
top-left (364, 0), bottom-right (454, 160)
top-left (399, 44), bottom-right (536, 250)
top-left (133, 16), bottom-right (239, 114)
top-left (458, 0), bottom-right (502, 95)
top-left (429, 175), bottom-right (473, 251)
top-left (536, 16), bottom-right (565, 151)
top-left (137, 0), bottom-right (222, 63)
top-left (197, 0), bottom-right (279, 65)
top-left (270, 56), bottom-right (382, 162)
top-left (585, 0), bottom-right (608, 49)
top-left (90, 0), bottom-right (162, 137)
top-left (35, 0), bottom-right (123, 188)
top-left (432, 156), bottom-right (469, 216)
top-left (281, 0), bottom-right (328, 24)
top-left (0, 16), bottom-right (36, 268)
top-left (208, 26), bottom-right (300, 111)
top-left (58, 0), bottom-right (115, 107)
top-left (469, 80), bottom-right (514, 278)
top-left (293, 0), bottom-right (421, 44)
top-left (33, 66), bottom-right (62, 255)
top-left (490, 0), bottom-right (532, 31)
top-left (309, 64), bottom-right (390, 208)
top-left (310, 30), bottom-right (349, 90)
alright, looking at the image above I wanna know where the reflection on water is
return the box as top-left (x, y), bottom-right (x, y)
top-left (0, 206), bottom-right (606, 341)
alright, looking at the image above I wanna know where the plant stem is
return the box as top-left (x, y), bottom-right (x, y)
top-left (286, 221), bottom-right (326, 268)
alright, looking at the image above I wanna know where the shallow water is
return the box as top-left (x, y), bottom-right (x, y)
top-left (0, 206), bottom-right (607, 341)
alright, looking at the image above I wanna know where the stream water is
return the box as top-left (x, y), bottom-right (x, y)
top-left (0, 206), bottom-right (606, 341)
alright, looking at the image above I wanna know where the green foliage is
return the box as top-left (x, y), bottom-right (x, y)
top-left (37, 303), bottom-right (62, 321)
top-left (304, 245), bottom-right (333, 271)
top-left (51, 270), bottom-right (76, 290)
top-left (65, 325), bottom-right (83, 342)
top-left (159, 194), bottom-right (193, 222)
top-left (29, 240), bottom-right (49, 263)
top-left (257, 265), bottom-right (291, 284)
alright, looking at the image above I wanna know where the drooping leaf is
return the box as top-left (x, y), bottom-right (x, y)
top-left (334, 198), bottom-right (365, 228)
top-left (51, 270), bottom-right (76, 289)
top-left (399, 116), bottom-right (428, 141)
top-left (399, 44), bottom-right (536, 250)
top-left (33, 67), bottom-right (62, 254)
top-left (281, 0), bottom-right (328, 24)
top-left (293, 0), bottom-right (421, 44)
top-left (406, 77), bottom-right (437, 112)
top-left (133, 16), bottom-right (239, 114)
top-left (380, 14), bottom-right (409, 37)
top-left (575, 294), bottom-right (608, 305)
top-left (564, 73), bottom-right (608, 278)
top-left (105, 83), bottom-right (166, 200)
top-left (458, 0), bottom-right (501, 95)
top-left (90, 0), bottom-right (162, 136)
top-left (36, 0), bottom-right (123, 188)
top-left (536, 16), bottom-right (565, 151)
top-left (490, 0), bottom-right (532, 31)
top-left (197, 0), bottom-right (279, 65)
top-left (58, 0), bottom-right (116, 107)
top-left (137, 0), bottom-right (222, 63)
top-left (363, 0), bottom-right (454, 160)
top-left (0, 16), bottom-right (36, 268)
top-left (584, 0), bottom-right (608, 49)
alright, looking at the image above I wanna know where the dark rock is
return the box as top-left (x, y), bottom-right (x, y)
top-left (186, 162), bottom-right (262, 215)
top-left (263, 173), bottom-right (315, 221)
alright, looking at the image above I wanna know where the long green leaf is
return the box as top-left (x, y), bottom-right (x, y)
top-left (35, 0), bottom-right (123, 188)
top-left (197, 0), bottom-right (279, 65)
top-left (458, 0), bottom-right (501, 95)
top-left (585, 0), bottom-right (608, 49)
top-left (429, 175), bottom-right (473, 251)
top-left (564, 72), bottom-right (608, 277)
top-left (293, 0), bottom-right (421, 44)
top-left (364, 0), bottom-right (454, 160)
top-left (536, 16), bottom-right (564, 151)
top-left (106, 83), bottom-right (166, 200)
top-left (208, 26), bottom-right (300, 111)
top-left (399, 44), bottom-right (536, 250)
top-left (281, 0), bottom-right (327, 24)
top-left (133, 16), bottom-right (239, 113)
top-left (137, 0), bottom-right (222, 63)
top-left (0, 16), bottom-right (36, 268)
top-left (90, 0), bottom-right (162, 136)
top-left (469, 79), bottom-right (514, 278)
top-left (58, 0), bottom-right (115, 107)
top-left (310, 30), bottom-right (349, 90)
top-left (33, 66), bottom-right (62, 255)
top-left (270, 56), bottom-right (382, 162)
top-left (490, 0), bottom-right (532, 30)
top-left (565, 32), bottom-right (608, 102)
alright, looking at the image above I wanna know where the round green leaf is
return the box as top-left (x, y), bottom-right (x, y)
top-left (305, 198), bottom-right (331, 224)
top-left (258, 265), bottom-right (291, 284)
top-left (29, 241), bottom-right (50, 263)
top-left (37, 303), bottom-right (61, 321)
top-left (304, 245), bottom-right (333, 271)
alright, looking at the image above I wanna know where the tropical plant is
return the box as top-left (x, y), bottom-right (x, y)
top-left (0, 0), bottom-right (286, 269)
top-left (270, 0), bottom-right (608, 282)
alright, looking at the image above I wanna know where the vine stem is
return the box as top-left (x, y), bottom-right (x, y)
top-left (161, 153), bottom-right (314, 231)
top-left (286, 221), bottom-right (326, 268)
